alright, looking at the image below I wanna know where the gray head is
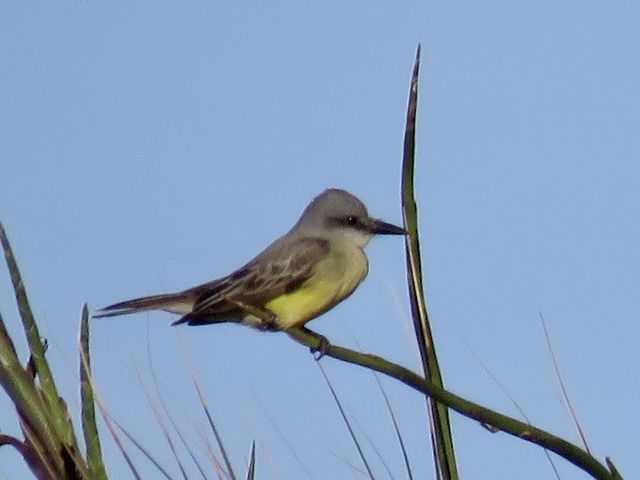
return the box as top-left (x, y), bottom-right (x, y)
top-left (294, 188), bottom-right (406, 247)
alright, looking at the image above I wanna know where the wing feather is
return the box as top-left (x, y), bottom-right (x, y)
top-left (186, 237), bottom-right (330, 318)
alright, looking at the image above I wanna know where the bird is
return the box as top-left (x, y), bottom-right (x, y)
top-left (94, 188), bottom-right (406, 336)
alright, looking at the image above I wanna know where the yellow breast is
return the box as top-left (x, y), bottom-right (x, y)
top-left (265, 242), bottom-right (369, 329)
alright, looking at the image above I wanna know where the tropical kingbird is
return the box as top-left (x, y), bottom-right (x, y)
top-left (95, 188), bottom-right (405, 332)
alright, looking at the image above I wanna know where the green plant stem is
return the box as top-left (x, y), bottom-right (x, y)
top-left (286, 327), bottom-right (617, 480)
top-left (0, 311), bottom-right (65, 478)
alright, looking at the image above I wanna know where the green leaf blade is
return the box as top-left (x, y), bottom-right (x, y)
top-left (400, 46), bottom-right (459, 480)
top-left (0, 222), bottom-right (76, 448)
top-left (80, 304), bottom-right (108, 480)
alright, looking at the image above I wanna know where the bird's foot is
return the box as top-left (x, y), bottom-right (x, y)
top-left (261, 312), bottom-right (280, 332)
top-left (307, 332), bottom-right (331, 360)
top-left (285, 326), bottom-right (332, 360)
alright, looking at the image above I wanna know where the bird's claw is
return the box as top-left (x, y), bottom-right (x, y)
top-left (310, 334), bottom-right (331, 360)
top-left (261, 312), bottom-right (280, 331)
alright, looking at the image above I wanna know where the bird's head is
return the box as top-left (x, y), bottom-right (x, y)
top-left (295, 188), bottom-right (406, 248)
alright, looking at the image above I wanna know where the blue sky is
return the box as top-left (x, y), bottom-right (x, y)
top-left (1, 2), bottom-right (639, 479)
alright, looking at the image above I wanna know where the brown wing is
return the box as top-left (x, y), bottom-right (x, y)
top-left (177, 237), bottom-right (330, 324)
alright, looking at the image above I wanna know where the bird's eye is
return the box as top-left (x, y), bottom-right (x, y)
top-left (346, 216), bottom-right (357, 226)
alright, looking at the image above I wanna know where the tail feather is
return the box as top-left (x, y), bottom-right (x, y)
top-left (93, 293), bottom-right (194, 318)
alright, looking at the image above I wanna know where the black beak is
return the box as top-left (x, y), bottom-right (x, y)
top-left (369, 218), bottom-right (407, 235)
